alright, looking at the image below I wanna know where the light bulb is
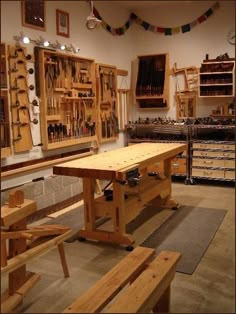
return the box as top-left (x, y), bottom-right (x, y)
top-left (43, 40), bottom-right (50, 47)
top-left (22, 36), bottom-right (30, 44)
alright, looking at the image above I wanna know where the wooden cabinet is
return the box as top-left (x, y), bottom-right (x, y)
top-left (95, 63), bottom-right (119, 143)
top-left (36, 48), bottom-right (97, 151)
top-left (135, 54), bottom-right (169, 109)
top-left (198, 60), bottom-right (235, 97)
top-left (1, 43), bottom-right (11, 158)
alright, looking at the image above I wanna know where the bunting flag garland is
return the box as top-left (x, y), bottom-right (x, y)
top-left (93, 2), bottom-right (220, 36)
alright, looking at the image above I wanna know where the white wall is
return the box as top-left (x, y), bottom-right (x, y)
top-left (129, 0), bottom-right (235, 120)
top-left (1, 0), bottom-right (235, 189)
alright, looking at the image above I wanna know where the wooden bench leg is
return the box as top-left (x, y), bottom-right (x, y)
top-left (57, 243), bottom-right (70, 278)
top-left (1, 239), bottom-right (7, 267)
top-left (152, 286), bottom-right (170, 313)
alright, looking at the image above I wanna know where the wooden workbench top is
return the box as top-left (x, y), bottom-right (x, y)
top-left (53, 143), bottom-right (186, 180)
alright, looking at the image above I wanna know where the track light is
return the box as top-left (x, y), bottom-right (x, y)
top-left (43, 40), bottom-right (50, 47)
top-left (22, 35), bottom-right (30, 44)
top-left (13, 34), bottom-right (80, 54)
top-left (86, 0), bottom-right (101, 30)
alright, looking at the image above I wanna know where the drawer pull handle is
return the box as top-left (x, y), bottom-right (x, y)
top-left (223, 153), bottom-right (229, 156)
top-left (204, 161), bottom-right (213, 164)
top-left (204, 171), bottom-right (212, 175)
top-left (201, 152), bottom-right (207, 156)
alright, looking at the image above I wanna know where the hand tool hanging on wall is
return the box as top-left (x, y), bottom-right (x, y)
top-left (9, 47), bottom-right (32, 60)
top-left (99, 68), bottom-right (104, 101)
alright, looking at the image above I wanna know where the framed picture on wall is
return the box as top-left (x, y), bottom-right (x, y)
top-left (21, 0), bottom-right (46, 31)
top-left (56, 9), bottom-right (70, 38)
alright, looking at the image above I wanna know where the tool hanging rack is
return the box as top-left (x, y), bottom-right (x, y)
top-left (1, 43), bottom-right (12, 158)
top-left (8, 45), bottom-right (38, 153)
top-left (96, 63), bottom-right (119, 143)
top-left (135, 53), bottom-right (170, 109)
top-left (36, 48), bottom-right (98, 150)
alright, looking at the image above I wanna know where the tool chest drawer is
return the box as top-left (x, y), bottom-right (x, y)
top-left (224, 160), bottom-right (235, 168)
top-left (193, 150), bottom-right (235, 158)
top-left (192, 168), bottom-right (224, 179)
top-left (171, 158), bottom-right (186, 174)
top-left (224, 170), bottom-right (235, 180)
top-left (192, 143), bottom-right (235, 150)
top-left (192, 158), bottom-right (225, 168)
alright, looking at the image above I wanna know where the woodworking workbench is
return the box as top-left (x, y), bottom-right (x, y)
top-left (53, 142), bottom-right (186, 248)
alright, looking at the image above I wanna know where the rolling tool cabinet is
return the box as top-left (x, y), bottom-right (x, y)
top-left (36, 48), bottom-right (98, 151)
top-left (191, 125), bottom-right (235, 182)
top-left (53, 142), bottom-right (186, 248)
top-left (1, 42), bottom-right (12, 158)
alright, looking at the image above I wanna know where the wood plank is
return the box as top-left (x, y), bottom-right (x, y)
top-left (1, 230), bottom-right (72, 275)
top-left (106, 251), bottom-right (181, 313)
top-left (1, 151), bottom-right (93, 179)
top-left (53, 143), bottom-right (186, 180)
top-left (1, 225), bottom-right (71, 239)
top-left (0, 292), bottom-right (22, 313)
top-left (1, 272), bottom-right (40, 313)
top-left (16, 272), bottom-right (41, 297)
top-left (63, 247), bottom-right (155, 313)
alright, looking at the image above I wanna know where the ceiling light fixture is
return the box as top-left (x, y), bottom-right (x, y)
top-left (13, 34), bottom-right (80, 54)
top-left (86, 0), bottom-right (101, 30)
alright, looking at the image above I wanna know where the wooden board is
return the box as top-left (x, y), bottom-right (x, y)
top-left (106, 251), bottom-right (181, 313)
top-left (63, 246), bottom-right (155, 313)
top-left (53, 143), bottom-right (186, 180)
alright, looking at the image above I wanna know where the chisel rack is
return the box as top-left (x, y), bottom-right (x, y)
top-left (1, 43), bottom-right (12, 158)
top-left (96, 63), bottom-right (119, 143)
top-left (135, 53), bottom-right (169, 109)
top-left (8, 44), bottom-right (36, 153)
top-left (36, 48), bottom-right (97, 150)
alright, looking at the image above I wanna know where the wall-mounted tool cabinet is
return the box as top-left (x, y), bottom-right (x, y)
top-left (36, 48), bottom-right (97, 151)
top-left (198, 60), bottom-right (235, 97)
top-left (135, 54), bottom-right (169, 109)
top-left (96, 63), bottom-right (119, 143)
top-left (1, 43), bottom-right (11, 158)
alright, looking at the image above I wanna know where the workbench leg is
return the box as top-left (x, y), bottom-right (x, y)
top-left (112, 181), bottom-right (134, 247)
top-left (162, 158), bottom-right (179, 209)
top-left (82, 177), bottom-right (96, 231)
top-left (57, 243), bottom-right (70, 278)
top-left (112, 181), bottom-right (126, 234)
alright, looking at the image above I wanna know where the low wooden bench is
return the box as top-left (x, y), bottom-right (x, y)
top-left (64, 246), bottom-right (181, 313)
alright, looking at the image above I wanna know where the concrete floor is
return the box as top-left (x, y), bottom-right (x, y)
top-left (1, 182), bottom-right (235, 313)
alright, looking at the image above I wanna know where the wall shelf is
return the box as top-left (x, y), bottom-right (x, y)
top-left (198, 60), bottom-right (235, 97)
